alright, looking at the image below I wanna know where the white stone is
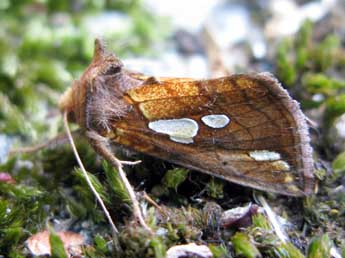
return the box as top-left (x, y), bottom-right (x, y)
top-left (249, 150), bottom-right (281, 161)
top-left (207, 4), bottom-right (251, 48)
top-left (266, 0), bottom-right (336, 38)
top-left (335, 113), bottom-right (345, 138)
top-left (166, 243), bottom-right (212, 258)
top-left (148, 118), bottom-right (199, 144)
top-left (124, 52), bottom-right (208, 78)
top-left (0, 134), bottom-right (11, 164)
top-left (201, 114), bottom-right (230, 128)
top-left (144, 0), bottom-right (219, 32)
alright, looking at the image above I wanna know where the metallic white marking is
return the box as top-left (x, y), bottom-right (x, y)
top-left (201, 114), bottom-right (230, 129)
top-left (284, 175), bottom-right (294, 183)
top-left (170, 136), bottom-right (194, 144)
top-left (249, 150), bottom-right (281, 161)
top-left (148, 118), bottom-right (198, 144)
top-left (272, 160), bottom-right (290, 171)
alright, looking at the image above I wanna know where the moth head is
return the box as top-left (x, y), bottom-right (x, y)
top-left (58, 38), bottom-right (123, 123)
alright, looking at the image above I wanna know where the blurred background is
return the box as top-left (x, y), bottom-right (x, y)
top-left (1, 0), bottom-right (345, 256)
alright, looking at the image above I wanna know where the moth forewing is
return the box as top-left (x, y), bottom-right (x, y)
top-left (110, 74), bottom-right (314, 196)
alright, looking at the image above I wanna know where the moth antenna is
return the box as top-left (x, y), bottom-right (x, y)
top-left (9, 130), bottom-right (82, 156)
top-left (86, 131), bottom-right (153, 234)
top-left (257, 194), bottom-right (288, 243)
top-left (63, 111), bottom-right (121, 250)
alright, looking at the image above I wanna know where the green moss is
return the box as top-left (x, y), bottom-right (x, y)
top-left (295, 20), bottom-right (312, 70)
top-left (209, 244), bottom-right (230, 258)
top-left (74, 168), bottom-right (109, 203)
top-left (90, 234), bottom-right (111, 257)
top-left (162, 168), bottom-right (189, 192)
top-left (119, 225), bottom-right (165, 258)
top-left (275, 242), bottom-right (305, 258)
top-left (0, 93), bottom-right (35, 136)
top-left (307, 234), bottom-right (333, 258)
top-left (313, 168), bottom-right (327, 181)
top-left (276, 39), bottom-right (297, 86)
top-left (313, 35), bottom-right (340, 72)
top-left (103, 161), bottom-right (131, 205)
top-left (325, 94), bottom-right (345, 126)
top-left (302, 73), bottom-right (345, 95)
top-left (252, 213), bottom-right (271, 230)
top-left (206, 178), bottom-right (224, 199)
top-left (275, 19), bottom-right (345, 127)
top-left (49, 229), bottom-right (68, 258)
top-left (149, 237), bottom-right (167, 258)
top-left (231, 232), bottom-right (261, 258)
top-left (332, 152), bottom-right (345, 177)
top-left (0, 182), bottom-right (47, 254)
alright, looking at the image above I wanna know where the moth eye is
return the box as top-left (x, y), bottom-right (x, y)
top-left (104, 65), bottom-right (122, 75)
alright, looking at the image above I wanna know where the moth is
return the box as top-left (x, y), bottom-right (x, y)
top-left (59, 39), bottom-right (314, 197)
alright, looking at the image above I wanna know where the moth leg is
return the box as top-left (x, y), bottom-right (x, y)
top-left (142, 192), bottom-right (166, 217)
top-left (86, 130), bottom-right (152, 233)
top-left (86, 131), bottom-right (141, 166)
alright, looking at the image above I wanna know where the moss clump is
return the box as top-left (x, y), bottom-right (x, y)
top-left (307, 234), bottom-right (333, 258)
top-left (231, 232), bottom-right (261, 258)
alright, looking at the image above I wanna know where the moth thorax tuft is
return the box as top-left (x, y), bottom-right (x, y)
top-left (59, 87), bottom-right (74, 112)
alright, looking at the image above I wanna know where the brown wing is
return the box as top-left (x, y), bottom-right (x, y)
top-left (108, 73), bottom-right (314, 196)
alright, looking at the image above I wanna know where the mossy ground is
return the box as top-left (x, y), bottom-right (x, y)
top-left (1, 1), bottom-right (345, 257)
